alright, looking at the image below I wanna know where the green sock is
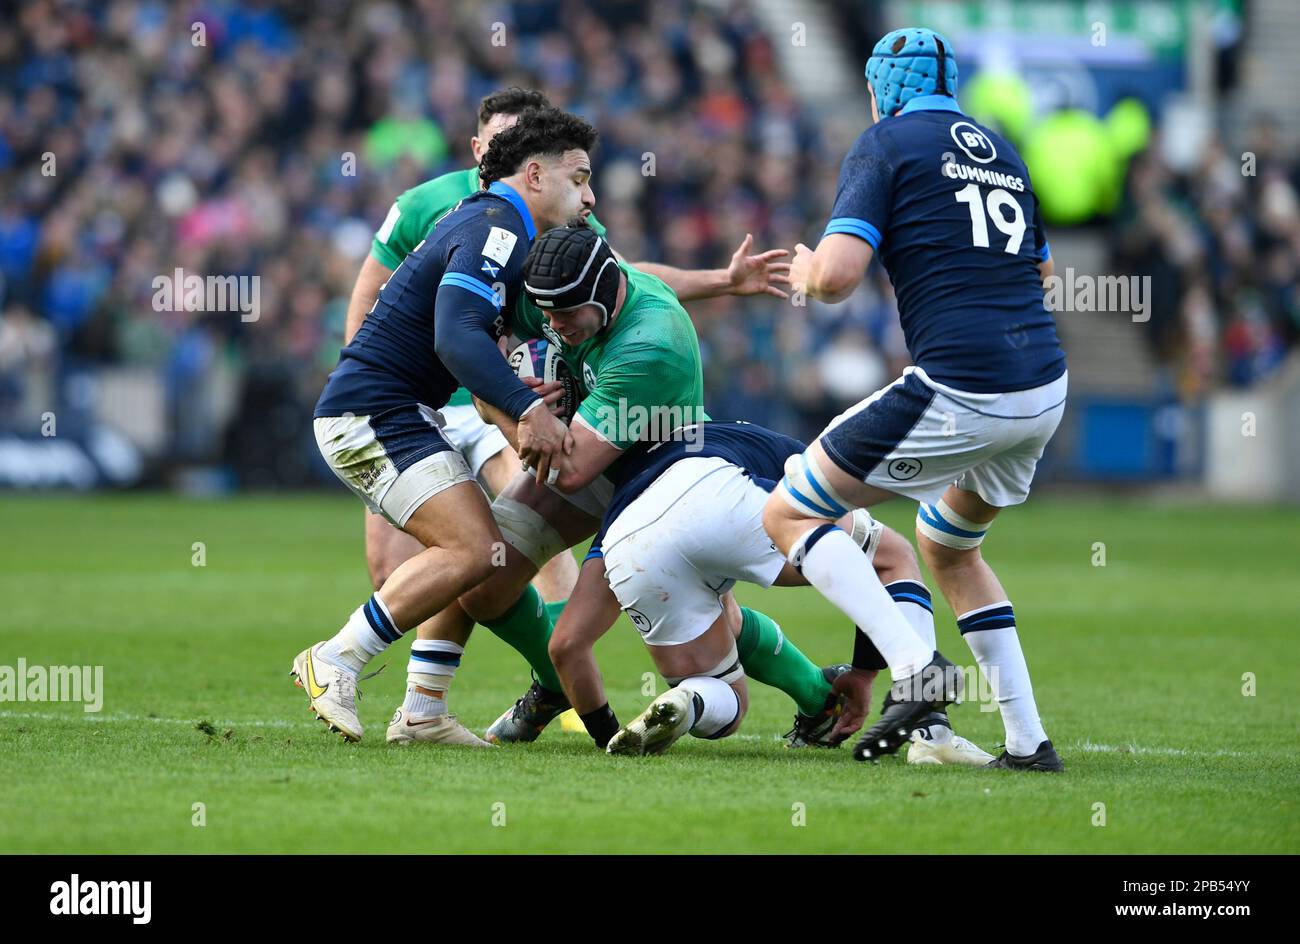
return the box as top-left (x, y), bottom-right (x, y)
top-left (483, 585), bottom-right (564, 693)
top-left (544, 599), bottom-right (567, 625)
top-left (737, 607), bottom-right (830, 716)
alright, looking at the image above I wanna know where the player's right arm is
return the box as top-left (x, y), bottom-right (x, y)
top-left (547, 555), bottom-right (624, 748)
top-left (630, 234), bottom-right (791, 302)
top-left (793, 234), bottom-right (875, 303)
top-left (791, 127), bottom-right (894, 304)
top-left (472, 375), bottom-right (568, 446)
top-left (432, 237), bottom-right (571, 482)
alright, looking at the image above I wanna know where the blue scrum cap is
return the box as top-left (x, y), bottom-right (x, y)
top-left (865, 27), bottom-right (959, 119)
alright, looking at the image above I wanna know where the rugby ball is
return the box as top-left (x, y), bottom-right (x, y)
top-left (509, 339), bottom-right (581, 424)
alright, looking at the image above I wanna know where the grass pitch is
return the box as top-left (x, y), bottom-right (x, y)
top-left (1, 493), bottom-right (1297, 854)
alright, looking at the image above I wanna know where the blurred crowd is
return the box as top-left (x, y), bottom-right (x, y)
top-left (1111, 116), bottom-right (1300, 397)
top-left (0, 0), bottom-right (876, 484)
top-left (1, 0), bottom-right (1296, 487)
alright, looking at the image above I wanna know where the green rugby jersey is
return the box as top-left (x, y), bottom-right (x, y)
top-left (370, 167), bottom-right (607, 406)
top-left (512, 262), bottom-right (707, 481)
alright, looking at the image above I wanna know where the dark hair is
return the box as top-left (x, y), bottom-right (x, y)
top-left (477, 87), bottom-right (551, 128)
top-left (479, 106), bottom-right (598, 184)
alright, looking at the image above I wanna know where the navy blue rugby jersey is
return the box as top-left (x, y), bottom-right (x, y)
top-left (825, 95), bottom-right (1065, 393)
top-left (589, 421), bottom-right (805, 556)
top-left (315, 181), bottom-right (541, 421)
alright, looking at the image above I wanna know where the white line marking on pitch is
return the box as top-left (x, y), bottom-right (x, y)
top-left (0, 710), bottom-right (296, 729)
top-left (0, 715), bottom-right (1249, 757)
top-left (1070, 739), bottom-right (1247, 758)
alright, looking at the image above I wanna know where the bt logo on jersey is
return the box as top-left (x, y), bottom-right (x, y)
top-left (950, 121), bottom-right (997, 164)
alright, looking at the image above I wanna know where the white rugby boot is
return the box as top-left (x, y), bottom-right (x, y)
top-left (386, 708), bottom-right (494, 747)
top-left (906, 726), bottom-right (996, 766)
top-left (606, 687), bottom-right (695, 756)
top-left (291, 643), bottom-right (363, 742)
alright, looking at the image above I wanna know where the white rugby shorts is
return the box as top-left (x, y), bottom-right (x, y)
top-left (602, 456), bottom-right (786, 646)
top-left (314, 404), bottom-right (473, 527)
top-left (816, 366), bottom-right (1067, 507)
top-left (438, 402), bottom-right (511, 481)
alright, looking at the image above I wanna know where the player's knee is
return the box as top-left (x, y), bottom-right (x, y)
top-left (460, 565), bottom-right (530, 622)
top-left (366, 525), bottom-right (419, 589)
top-left (444, 537), bottom-right (498, 596)
top-left (874, 525), bottom-right (921, 582)
top-left (719, 679), bottom-right (749, 738)
top-left (915, 498), bottom-right (991, 565)
top-left (368, 539), bottom-right (418, 588)
top-left (477, 448), bottom-right (518, 498)
top-left (365, 553), bottom-right (393, 591)
top-left (761, 491), bottom-right (803, 551)
top-left (679, 672), bottom-right (746, 741)
top-left (919, 537), bottom-right (978, 576)
top-left (547, 627), bottom-right (579, 668)
top-left (491, 494), bottom-right (566, 572)
top-left (766, 452), bottom-right (851, 550)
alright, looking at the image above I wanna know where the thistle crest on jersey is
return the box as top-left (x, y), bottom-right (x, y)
top-left (865, 27), bottom-right (959, 119)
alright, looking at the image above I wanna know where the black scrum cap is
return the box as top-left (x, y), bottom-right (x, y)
top-left (523, 223), bottom-right (620, 329)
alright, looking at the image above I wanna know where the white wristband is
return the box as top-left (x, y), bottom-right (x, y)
top-left (519, 397), bottom-right (546, 420)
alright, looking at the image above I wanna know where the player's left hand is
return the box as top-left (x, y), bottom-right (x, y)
top-left (788, 242), bottom-right (815, 298)
top-left (827, 667), bottom-right (876, 745)
top-left (727, 233), bottom-right (791, 298)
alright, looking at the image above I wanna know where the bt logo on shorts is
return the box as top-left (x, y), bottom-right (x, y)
top-left (626, 608), bottom-right (652, 635)
top-left (887, 457), bottom-right (923, 481)
top-left (950, 121), bottom-right (996, 164)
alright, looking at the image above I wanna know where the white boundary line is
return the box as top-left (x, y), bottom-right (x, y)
top-left (0, 713), bottom-right (1251, 757)
top-left (1069, 739), bottom-right (1247, 758)
top-left (0, 710), bottom-right (296, 729)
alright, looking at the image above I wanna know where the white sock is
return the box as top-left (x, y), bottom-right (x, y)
top-left (402, 686), bottom-right (447, 718)
top-left (792, 526), bottom-right (933, 678)
top-left (319, 593), bottom-right (399, 674)
top-left (957, 602), bottom-right (1047, 756)
top-left (678, 677), bottom-right (740, 739)
top-left (402, 639), bottom-right (460, 717)
top-left (885, 579), bottom-right (936, 649)
top-left (885, 579), bottom-right (950, 743)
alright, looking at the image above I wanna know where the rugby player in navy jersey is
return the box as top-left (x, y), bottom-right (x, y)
top-left (290, 108), bottom-right (598, 744)
top-left (764, 28), bottom-right (1068, 771)
top-left (543, 420), bottom-right (993, 764)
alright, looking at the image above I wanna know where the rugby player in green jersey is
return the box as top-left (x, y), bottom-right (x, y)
top-left (347, 90), bottom-right (794, 744)
top-left (410, 220), bottom-right (849, 748)
top-left (346, 90), bottom-right (580, 640)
